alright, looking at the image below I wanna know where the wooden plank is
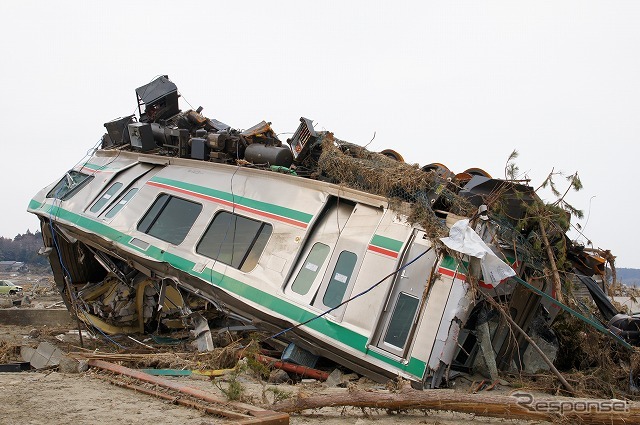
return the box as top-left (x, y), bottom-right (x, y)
top-left (88, 359), bottom-right (289, 424)
top-left (94, 374), bottom-right (252, 420)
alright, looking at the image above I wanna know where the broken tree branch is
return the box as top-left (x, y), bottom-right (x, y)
top-left (538, 219), bottom-right (564, 303)
top-left (480, 292), bottom-right (575, 395)
top-left (601, 249), bottom-right (617, 297)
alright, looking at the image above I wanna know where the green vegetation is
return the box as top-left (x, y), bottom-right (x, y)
top-left (218, 377), bottom-right (245, 401)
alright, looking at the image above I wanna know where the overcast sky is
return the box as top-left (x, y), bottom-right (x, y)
top-left (1, 1), bottom-right (638, 267)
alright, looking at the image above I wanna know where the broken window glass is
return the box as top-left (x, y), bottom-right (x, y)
top-left (322, 251), bottom-right (357, 308)
top-left (291, 243), bottom-right (330, 295)
top-left (196, 211), bottom-right (272, 272)
top-left (105, 188), bottom-right (138, 218)
top-left (383, 292), bottom-right (419, 349)
top-left (46, 171), bottom-right (93, 200)
top-left (137, 194), bottom-right (202, 245)
top-left (90, 182), bottom-right (123, 213)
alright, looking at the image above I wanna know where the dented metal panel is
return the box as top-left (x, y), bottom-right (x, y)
top-left (27, 75), bottom-right (623, 391)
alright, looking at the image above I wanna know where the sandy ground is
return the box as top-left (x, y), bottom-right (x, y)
top-left (0, 370), bottom-right (543, 425)
top-left (0, 272), bottom-right (547, 425)
top-left (0, 321), bottom-right (550, 425)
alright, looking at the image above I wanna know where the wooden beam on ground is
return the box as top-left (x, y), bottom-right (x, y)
top-left (88, 359), bottom-right (288, 425)
top-left (94, 373), bottom-right (253, 420)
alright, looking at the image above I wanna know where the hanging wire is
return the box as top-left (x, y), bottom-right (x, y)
top-left (266, 246), bottom-right (433, 341)
top-left (47, 201), bottom-right (126, 349)
top-left (46, 139), bottom-right (131, 349)
top-left (177, 91), bottom-right (196, 112)
top-left (208, 137), bottom-right (242, 287)
top-left (42, 74), bottom-right (180, 348)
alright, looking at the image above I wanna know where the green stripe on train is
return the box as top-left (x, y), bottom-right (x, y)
top-left (151, 176), bottom-right (313, 224)
top-left (29, 198), bottom-right (426, 377)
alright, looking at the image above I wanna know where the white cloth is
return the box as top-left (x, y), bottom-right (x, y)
top-left (440, 219), bottom-right (515, 287)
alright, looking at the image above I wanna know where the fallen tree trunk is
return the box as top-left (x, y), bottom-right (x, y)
top-left (273, 387), bottom-right (639, 425)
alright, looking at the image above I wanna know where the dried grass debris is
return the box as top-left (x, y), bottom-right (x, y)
top-left (0, 340), bottom-right (19, 363)
top-left (315, 136), bottom-right (475, 240)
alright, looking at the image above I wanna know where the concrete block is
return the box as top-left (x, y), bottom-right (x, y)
top-left (21, 342), bottom-right (65, 369)
top-left (0, 309), bottom-right (74, 327)
top-left (58, 356), bottom-right (81, 373)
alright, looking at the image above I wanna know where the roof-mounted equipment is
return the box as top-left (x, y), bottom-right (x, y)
top-left (136, 76), bottom-right (180, 123)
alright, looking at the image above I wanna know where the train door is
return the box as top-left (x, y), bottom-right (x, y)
top-left (285, 197), bottom-right (382, 320)
top-left (373, 229), bottom-right (437, 357)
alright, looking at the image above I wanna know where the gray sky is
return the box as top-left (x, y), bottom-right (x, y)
top-left (1, 1), bottom-right (639, 267)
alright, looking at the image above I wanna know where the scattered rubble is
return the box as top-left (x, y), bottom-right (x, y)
top-left (21, 341), bottom-right (64, 369)
top-left (0, 318), bottom-right (639, 424)
top-left (10, 75), bottom-right (640, 422)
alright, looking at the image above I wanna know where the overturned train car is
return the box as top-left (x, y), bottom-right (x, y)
top-left (27, 76), bottom-right (610, 387)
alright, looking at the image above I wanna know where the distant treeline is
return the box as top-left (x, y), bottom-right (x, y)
top-left (0, 230), bottom-right (47, 266)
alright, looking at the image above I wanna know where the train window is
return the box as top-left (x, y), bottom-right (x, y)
top-left (46, 171), bottom-right (93, 200)
top-left (137, 194), bottom-right (202, 245)
top-left (105, 188), bottom-right (139, 218)
top-left (291, 243), bottom-right (330, 295)
top-left (90, 182), bottom-right (123, 213)
top-left (197, 211), bottom-right (272, 272)
top-left (322, 250), bottom-right (357, 308)
top-left (383, 292), bottom-right (419, 349)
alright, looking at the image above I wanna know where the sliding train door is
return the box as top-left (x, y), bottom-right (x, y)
top-left (373, 229), bottom-right (437, 357)
top-left (285, 197), bottom-right (383, 320)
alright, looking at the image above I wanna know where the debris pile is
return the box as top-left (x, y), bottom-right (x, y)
top-left (316, 136), bottom-right (474, 239)
top-left (22, 75), bottom-right (640, 421)
top-left (100, 79), bottom-right (640, 352)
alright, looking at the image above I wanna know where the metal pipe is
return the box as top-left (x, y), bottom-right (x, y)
top-left (253, 354), bottom-right (330, 381)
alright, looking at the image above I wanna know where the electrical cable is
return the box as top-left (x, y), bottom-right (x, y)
top-left (571, 195), bottom-right (596, 245)
top-left (207, 136), bottom-right (242, 288)
top-left (177, 91), bottom-right (196, 112)
top-left (43, 75), bottom-right (179, 348)
top-left (47, 203), bottom-right (125, 349)
top-left (266, 246), bottom-right (433, 341)
top-left (45, 135), bottom-right (137, 349)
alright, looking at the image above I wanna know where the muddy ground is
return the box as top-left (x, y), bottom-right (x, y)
top-left (0, 272), bottom-right (547, 424)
